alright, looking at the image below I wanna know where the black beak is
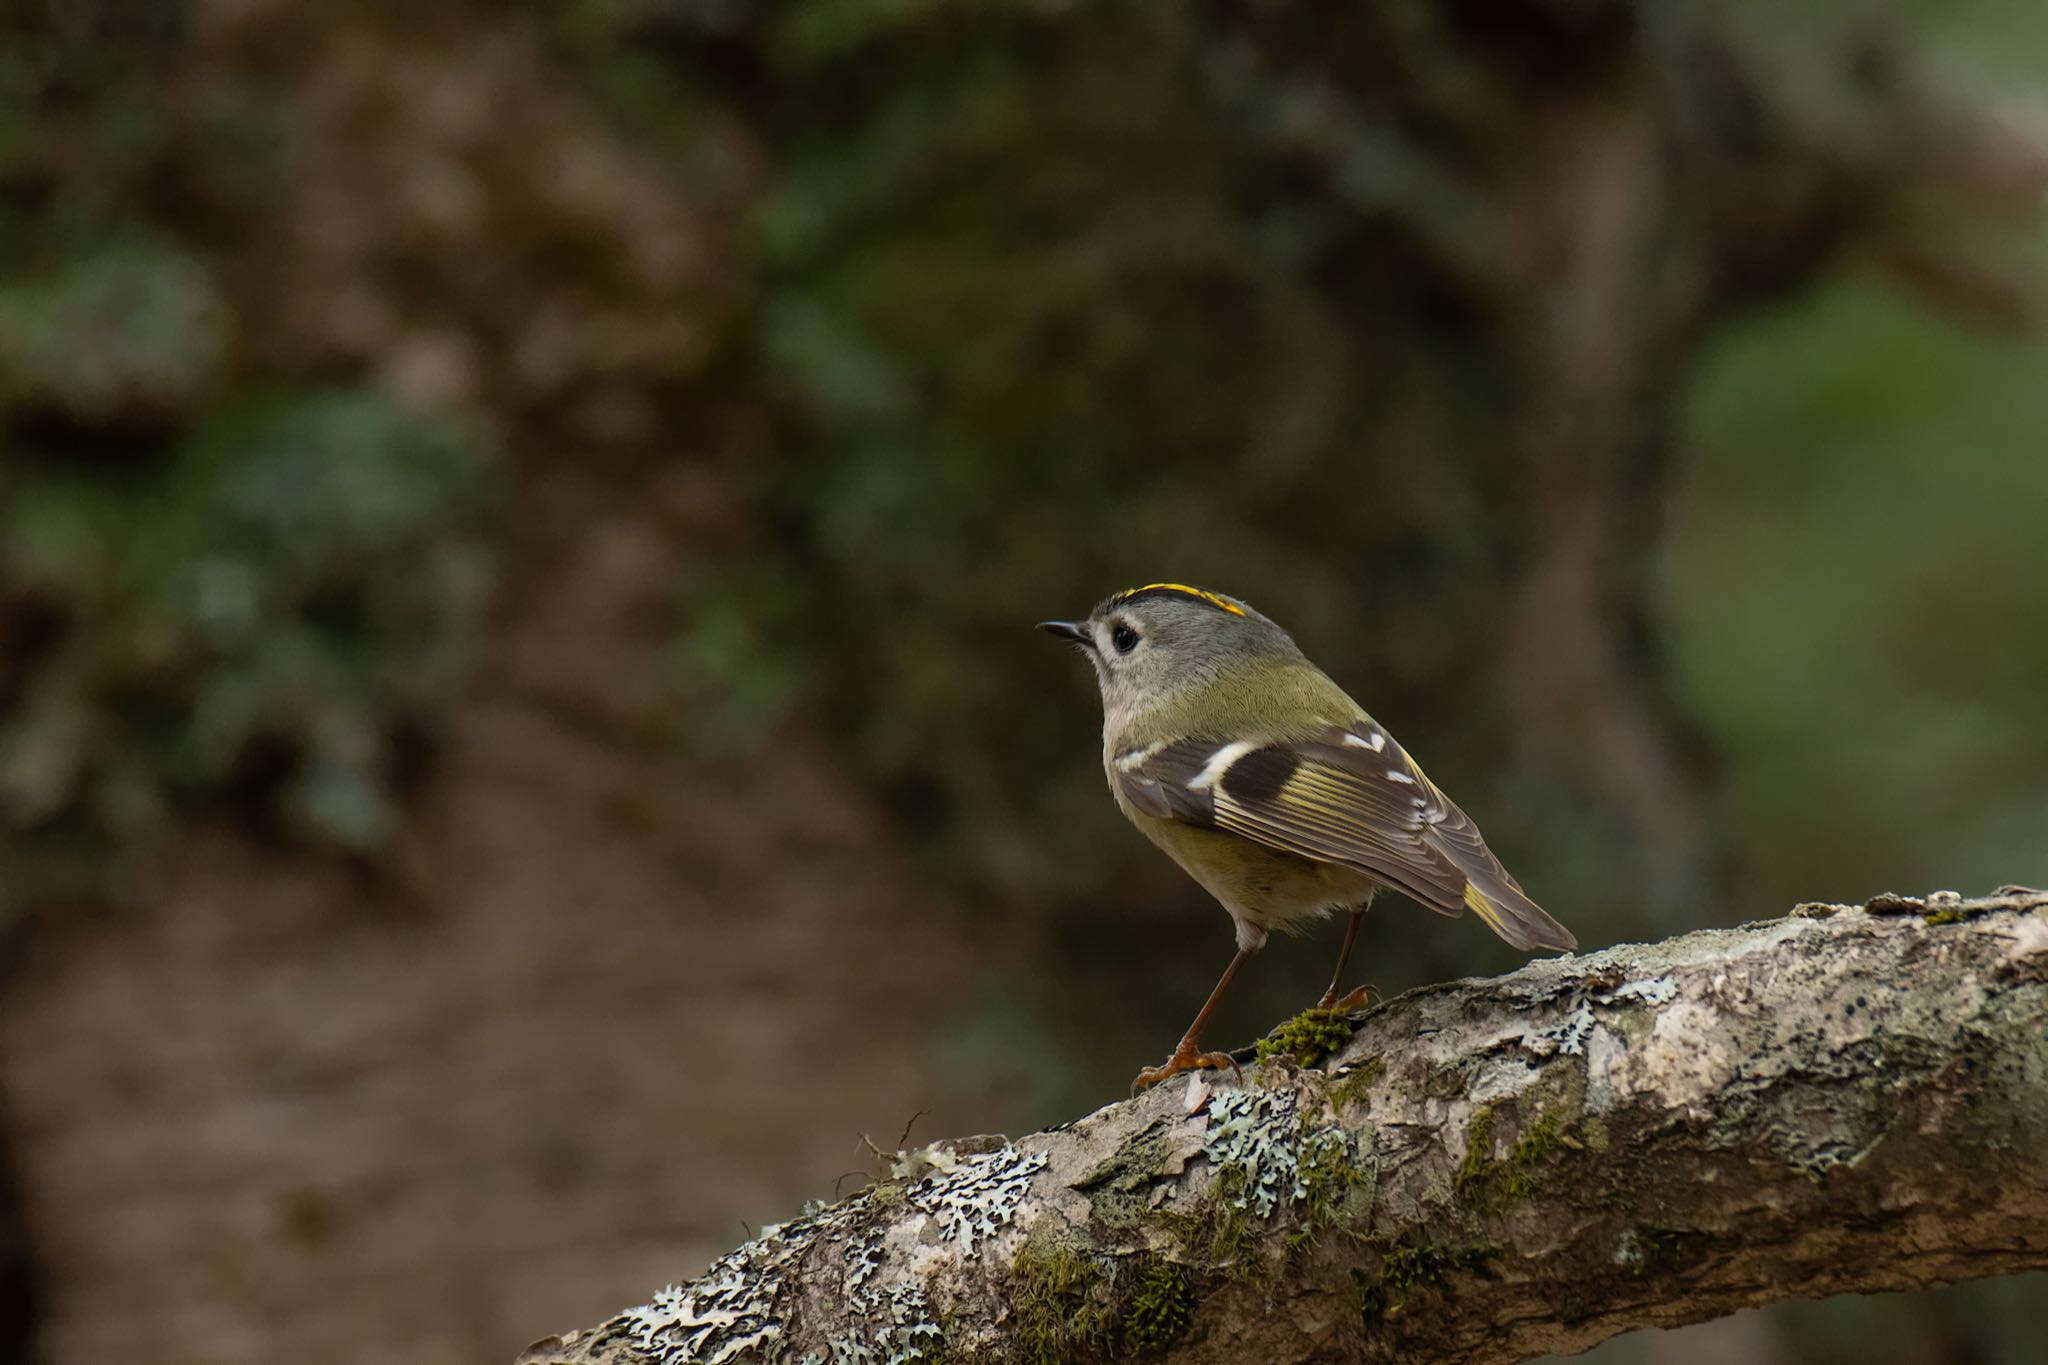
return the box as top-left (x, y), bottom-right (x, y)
top-left (1037, 619), bottom-right (1091, 647)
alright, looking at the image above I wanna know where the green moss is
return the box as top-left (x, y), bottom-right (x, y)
top-left (1151, 1164), bottom-right (1274, 1297)
top-left (1326, 1056), bottom-right (1386, 1113)
top-left (1452, 1107), bottom-right (1498, 1201)
top-left (1375, 1246), bottom-right (1447, 1321)
top-left (1362, 1243), bottom-right (1499, 1322)
top-left (1009, 1235), bottom-right (1113, 1365)
top-left (1200, 1165), bottom-right (1262, 1268)
top-left (1923, 908), bottom-right (1967, 925)
top-left (1380, 1243), bottom-right (1450, 1292)
top-left (1454, 1106), bottom-right (1566, 1214)
top-left (1515, 1110), bottom-right (1565, 1164)
top-left (1118, 1261), bottom-right (1198, 1356)
top-left (1351, 1266), bottom-right (1385, 1323)
top-left (1630, 1226), bottom-right (1691, 1275)
top-left (1255, 1007), bottom-right (1355, 1068)
top-left (1010, 1239), bottom-right (1203, 1363)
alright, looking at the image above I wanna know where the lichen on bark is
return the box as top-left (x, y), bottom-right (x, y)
top-left (521, 889), bottom-right (2048, 1365)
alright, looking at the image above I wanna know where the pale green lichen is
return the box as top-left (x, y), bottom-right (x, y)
top-left (816, 1313), bottom-right (947, 1365)
top-left (627, 1209), bottom-right (824, 1364)
top-left (1289, 1116), bottom-right (1369, 1252)
top-left (1160, 1082), bottom-right (1375, 1276)
top-left (917, 1145), bottom-right (1046, 1255)
top-left (789, 1229), bottom-right (954, 1365)
top-left (627, 1143), bottom-right (1044, 1363)
top-left (1542, 974), bottom-right (1678, 1057)
top-left (1203, 1087), bottom-right (1362, 1221)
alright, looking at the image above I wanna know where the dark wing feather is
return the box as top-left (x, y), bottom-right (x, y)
top-left (1115, 720), bottom-right (1576, 952)
top-left (1111, 741), bottom-right (1222, 825)
top-left (1220, 726), bottom-right (1470, 914)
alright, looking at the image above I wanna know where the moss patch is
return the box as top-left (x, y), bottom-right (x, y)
top-left (1255, 1007), bottom-right (1355, 1067)
top-left (1454, 1106), bottom-right (1566, 1215)
top-left (1326, 1056), bottom-right (1386, 1112)
top-left (1009, 1236), bottom-right (1204, 1363)
top-left (1010, 1235), bottom-right (1114, 1365)
top-left (1453, 1108), bottom-right (1500, 1204)
top-left (1157, 1164), bottom-right (1263, 1276)
top-left (1622, 1225), bottom-right (1693, 1276)
top-left (1381, 1244), bottom-right (1451, 1295)
top-left (1358, 1243), bottom-right (1499, 1322)
top-left (1118, 1261), bottom-right (1198, 1356)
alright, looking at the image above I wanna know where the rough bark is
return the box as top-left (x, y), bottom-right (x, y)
top-left (522, 889), bottom-right (2048, 1365)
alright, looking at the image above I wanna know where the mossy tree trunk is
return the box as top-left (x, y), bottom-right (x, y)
top-left (519, 889), bottom-right (2048, 1365)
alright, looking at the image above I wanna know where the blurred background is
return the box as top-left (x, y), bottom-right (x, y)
top-left (1, 0), bottom-right (2044, 1362)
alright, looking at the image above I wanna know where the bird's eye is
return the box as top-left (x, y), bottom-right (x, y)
top-left (1112, 624), bottom-right (1139, 654)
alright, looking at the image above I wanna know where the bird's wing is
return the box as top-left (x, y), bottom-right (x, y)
top-left (1113, 718), bottom-right (1576, 952)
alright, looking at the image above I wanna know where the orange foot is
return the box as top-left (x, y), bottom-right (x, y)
top-left (1131, 1042), bottom-right (1239, 1096)
top-left (1315, 984), bottom-right (1380, 1012)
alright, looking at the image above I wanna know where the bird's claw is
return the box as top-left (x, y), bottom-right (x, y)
top-left (1131, 1045), bottom-right (1239, 1096)
top-left (1316, 984), bottom-right (1380, 1012)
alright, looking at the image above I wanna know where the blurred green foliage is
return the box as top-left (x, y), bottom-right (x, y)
top-left (0, 392), bottom-right (494, 916)
top-left (575, 0), bottom-right (2048, 960)
top-left (0, 233), bottom-right (231, 420)
top-left (1668, 273), bottom-right (2048, 908)
top-left (1658, 0), bottom-right (2048, 916)
top-left (0, 4), bottom-right (498, 921)
top-left (644, 0), bottom-right (1618, 916)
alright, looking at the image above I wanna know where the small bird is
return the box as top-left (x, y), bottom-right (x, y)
top-left (1040, 583), bottom-right (1576, 1092)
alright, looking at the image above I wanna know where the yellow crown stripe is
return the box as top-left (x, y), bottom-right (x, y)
top-left (1114, 583), bottom-right (1246, 616)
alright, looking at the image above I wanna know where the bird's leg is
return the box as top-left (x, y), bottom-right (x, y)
top-left (1131, 947), bottom-right (1251, 1094)
top-left (1316, 907), bottom-right (1377, 1011)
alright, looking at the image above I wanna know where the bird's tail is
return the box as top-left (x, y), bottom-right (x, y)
top-left (1463, 874), bottom-right (1577, 954)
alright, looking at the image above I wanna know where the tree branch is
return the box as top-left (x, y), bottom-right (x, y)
top-left (521, 889), bottom-right (2048, 1365)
